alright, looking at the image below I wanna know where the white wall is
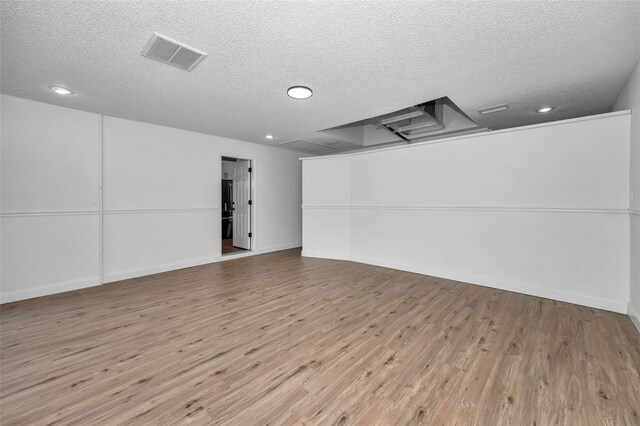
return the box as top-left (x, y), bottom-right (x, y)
top-left (102, 116), bottom-right (221, 282)
top-left (102, 116), bottom-right (302, 282)
top-left (1, 97), bottom-right (101, 300)
top-left (1, 95), bottom-right (303, 302)
top-left (302, 157), bottom-right (351, 259)
top-left (303, 111), bottom-right (631, 313)
top-left (614, 57), bottom-right (640, 330)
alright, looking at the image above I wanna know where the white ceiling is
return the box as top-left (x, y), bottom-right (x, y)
top-left (1, 1), bottom-right (639, 150)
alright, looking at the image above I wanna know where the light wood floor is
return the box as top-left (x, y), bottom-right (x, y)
top-left (221, 238), bottom-right (247, 255)
top-left (1, 249), bottom-right (639, 425)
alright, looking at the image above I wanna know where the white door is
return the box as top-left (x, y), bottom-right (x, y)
top-left (232, 160), bottom-right (251, 249)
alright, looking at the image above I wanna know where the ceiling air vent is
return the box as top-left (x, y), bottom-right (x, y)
top-left (478, 104), bottom-right (508, 115)
top-left (141, 33), bottom-right (207, 71)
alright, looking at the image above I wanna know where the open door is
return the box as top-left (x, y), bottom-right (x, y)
top-left (232, 159), bottom-right (251, 250)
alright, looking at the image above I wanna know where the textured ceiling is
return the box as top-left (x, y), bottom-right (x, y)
top-left (1, 1), bottom-right (639, 149)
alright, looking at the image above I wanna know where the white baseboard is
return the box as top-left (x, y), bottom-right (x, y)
top-left (103, 255), bottom-right (221, 283)
top-left (629, 303), bottom-right (640, 334)
top-left (257, 242), bottom-right (302, 254)
top-left (305, 250), bottom-right (627, 314)
top-left (0, 277), bottom-right (101, 304)
top-left (104, 244), bottom-right (301, 282)
top-left (302, 249), bottom-right (350, 261)
top-left (217, 243), bottom-right (302, 262)
top-left (6, 246), bottom-right (624, 316)
top-left (2, 244), bottom-right (302, 304)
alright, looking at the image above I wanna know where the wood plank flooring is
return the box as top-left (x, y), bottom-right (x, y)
top-left (1, 249), bottom-right (639, 425)
top-left (221, 238), bottom-right (247, 255)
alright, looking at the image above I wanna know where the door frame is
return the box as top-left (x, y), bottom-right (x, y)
top-left (219, 154), bottom-right (255, 256)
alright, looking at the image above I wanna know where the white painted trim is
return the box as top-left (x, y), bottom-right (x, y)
top-left (99, 114), bottom-right (104, 284)
top-left (103, 255), bottom-right (220, 283)
top-left (1, 243), bottom-right (302, 303)
top-left (629, 303), bottom-right (640, 335)
top-left (302, 205), bottom-right (631, 214)
top-left (219, 153), bottom-right (257, 254)
top-left (257, 242), bottom-right (301, 252)
top-left (301, 250), bottom-right (350, 261)
top-left (301, 205), bottom-right (351, 210)
top-left (300, 110), bottom-right (632, 161)
top-left (103, 243), bottom-right (301, 283)
top-left (301, 251), bottom-right (627, 313)
top-left (0, 208), bottom-right (220, 217)
top-left (220, 243), bottom-right (302, 261)
top-left (0, 277), bottom-right (101, 304)
top-left (0, 211), bottom-right (99, 217)
top-left (103, 208), bottom-right (219, 214)
top-left (218, 251), bottom-right (258, 261)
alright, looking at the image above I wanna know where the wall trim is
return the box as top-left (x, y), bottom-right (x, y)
top-left (0, 277), bottom-right (101, 304)
top-left (1, 241), bottom-right (302, 304)
top-left (300, 109), bottom-right (632, 161)
top-left (255, 242), bottom-right (302, 253)
top-left (1, 210), bottom-right (99, 217)
top-left (302, 205), bottom-right (631, 214)
top-left (99, 113), bottom-right (105, 284)
top-left (103, 207), bottom-right (219, 215)
top-left (301, 249), bottom-right (350, 261)
top-left (629, 303), bottom-right (640, 335)
top-left (0, 207), bottom-right (222, 217)
top-left (301, 251), bottom-right (627, 314)
top-left (103, 242), bottom-right (302, 283)
top-left (103, 255), bottom-right (220, 283)
top-left (219, 243), bottom-right (302, 261)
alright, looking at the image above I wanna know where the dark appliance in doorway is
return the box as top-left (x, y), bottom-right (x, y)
top-left (221, 179), bottom-right (233, 239)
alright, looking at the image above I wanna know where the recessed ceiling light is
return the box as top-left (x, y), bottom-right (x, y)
top-left (537, 106), bottom-right (553, 113)
top-left (15, 89), bottom-right (27, 96)
top-left (49, 86), bottom-right (73, 95)
top-left (287, 86), bottom-right (313, 100)
top-left (265, 134), bottom-right (274, 139)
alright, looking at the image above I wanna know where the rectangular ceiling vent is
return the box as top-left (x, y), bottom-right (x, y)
top-left (141, 33), bottom-right (207, 71)
top-left (478, 103), bottom-right (508, 115)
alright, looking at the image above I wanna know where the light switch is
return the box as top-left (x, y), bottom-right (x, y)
top-left (89, 195), bottom-right (97, 206)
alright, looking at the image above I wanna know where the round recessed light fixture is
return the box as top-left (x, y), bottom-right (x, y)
top-left (265, 134), bottom-right (274, 140)
top-left (15, 89), bottom-right (28, 96)
top-left (287, 86), bottom-right (313, 100)
top-left (49, 86), bottom-right (73, 95)
top-left (537, 106), bottom-right (553, 113)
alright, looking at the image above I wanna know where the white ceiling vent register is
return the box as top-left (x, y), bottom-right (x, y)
top-left (478, 104), bottom-right (508, 115)
top-left (141, 33), bottom-right (207, 71)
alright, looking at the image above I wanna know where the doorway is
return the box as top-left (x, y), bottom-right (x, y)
top-left (221, 156), bottom-right (252, 255)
